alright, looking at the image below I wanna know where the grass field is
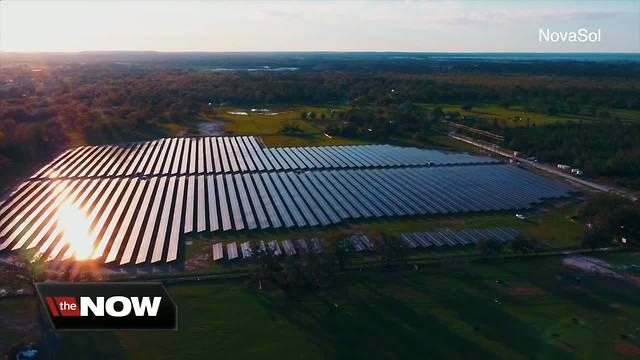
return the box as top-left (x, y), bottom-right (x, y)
top-left (0, 297), bottom-right (40, 353)
top-left (418, 103), bottom-right (640, 128)
top-left (206, 106), bottom-right (370, 147)
top-left (210, 201), bottom-right (583, 248)
top-left (53, 253), bottom-right (640, 360)
top-left (180, 201), bottom-right (585, 274)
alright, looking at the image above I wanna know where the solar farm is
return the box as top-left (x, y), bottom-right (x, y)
top-left (0, 136), bottom-right (573, 265)
top-left (201, 227), bottom-right (520, 261)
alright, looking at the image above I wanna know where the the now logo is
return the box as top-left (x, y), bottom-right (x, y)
top-left (45, 296), bottom-right (162, 317)
top-left (36, 283), bottom-right (177, 330)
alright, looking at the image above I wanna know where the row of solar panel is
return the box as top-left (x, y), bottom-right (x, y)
top-left (32, 136), bottom-right (497, 179)
top-left (210, 227), bottom-right (517, 262)
top-left (401, 227), bottom-right (519, 249)
top-left (213, 238), bottom-right (326, 261)
top-left (0, 165), bottom-right (569, 264)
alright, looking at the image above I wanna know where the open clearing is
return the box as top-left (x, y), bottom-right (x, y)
top-left (418, 103), bottom-right (640, 127)
top-left (52, 253), bottom-right (640, 360)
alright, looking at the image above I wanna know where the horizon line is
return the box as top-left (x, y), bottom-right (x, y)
top-left (2, 50), bottom-right (639, 55)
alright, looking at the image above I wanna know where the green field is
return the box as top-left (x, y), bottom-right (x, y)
top-left (53, 253), bottom-right (640, 360)
top-left (418, 103), bottom-right (640, 128)
top-left (207, 106), bottom-right (370, 147)
top-left (179, 202), bottom-right (585, 276)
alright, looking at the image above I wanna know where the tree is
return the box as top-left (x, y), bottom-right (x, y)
top-left (581, 227), bottom-right (612, 248)
top-left (476, 238), bottom-right (503, 256)
top-left (371, 233), bottom-right (408, 268)
top-left (579, 194), bottom-right (640, 244)
top-left (509, 234), bottom-right (545, 254)
top-left (17, 248), bottom-right (48, 282)
top-left (430, 106), bottom-right (444, 120)
top-left (281, 256), bottom-right (304, 290)
top-left (325, 233), bottom-right (354, 270)
top-left (248, 240), bottom-right (282, 288)
top-left (280, 122), bottom-right (304, 134)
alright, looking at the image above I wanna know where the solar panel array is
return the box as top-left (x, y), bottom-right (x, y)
top-left (32, 136), bottom-right (498, 179)
top-left (401, 227), bottom-right (519, 248)
top-left (213, 227), bottom-right (519, 261)
top-left (0, 136), bottom-right (573, 265)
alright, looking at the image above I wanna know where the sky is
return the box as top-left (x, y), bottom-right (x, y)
top-left (0, 1), bottom-right (638, 53)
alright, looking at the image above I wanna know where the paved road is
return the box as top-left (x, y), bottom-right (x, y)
top-left (450, 134), bottom-right (636, 200)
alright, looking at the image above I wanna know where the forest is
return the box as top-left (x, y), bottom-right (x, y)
top-left (0, 52), bottom-right (639, 191)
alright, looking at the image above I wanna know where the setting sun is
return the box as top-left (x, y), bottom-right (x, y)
top-left (57, 202), bottom-right (93, 260)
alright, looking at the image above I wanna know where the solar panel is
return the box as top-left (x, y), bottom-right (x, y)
top-left (304, 172), bottom-right (350, 220)
top-left (279, 173), bottom-right (318, 226)
top-left (150, 176), bottom-right (177, 263)
top-left (184, 176), bottom-right (195, 233)
top-left (211, 137), bottom-right (222, 173)
top-left (197, 138), bottom-right (205, 174)
top-left (340, 171), bottom-right (391, 216)
top-left (236, 137), bottom-right (255, 171)
top-left (212, 243), bottom-right (223, 261)
top-left (296, 239), bottom-right (309, 253)
top-left (282, 239), bottom-right (296, 256)
top-left (161, 138), bottom-right (178, 175)
top-left (196, 175), bottom-right (207, 232)
top-left (204, 137), bottom-right (214, 173)
top-left (269, 173), bottom-right (306, 227)
top-left (401, 234), bottom-right (418, 248)
top-left (206, 175), bottom-right (219, 231)
top-left (258, 173), bottom-right (292, 228)
top-left (167, 177), bottom-right (185, 261)
top-left (273, 149), bottom-right (300, 169)
top-left (268, 240), bottom-right (282, 256)
top-left (90, 178), bottom-right (134, 259)
top-left (106, 179), bottom-right (145, 263)
top-left (309, 172), bottom-right (359, 219)
top-left (24, 181), bottom-right (90, 255)
top-left (310, 238), bottom-right (323, 253)
top-left (1, 136), bottom-right (573, 265)
top-left (241, 241), bottom-right (252, 258)
top-left (136, 177), bottom-right (167, 264)
top-left (170, 138), bottom-right (184, 175)
top-left (143, 139), bottom-right (164, 175)
top-left (217, 137), bottom-right (230, 173)
top-left (233, 174), bottom-right (257, 230)
top-left (6, 180), bottom-right (79, 251)
top-left (328, 171), bottom-right (379, 217)
top-left (289, 173), bottom-right (332, 225)
top-left (216, 175), bottom-right (232, 231)
top-left (241, 136), bottom-right (263, 171)
top-left (181, 138), bottom-right (191, 174)
top-left (120, 178), bottom-right (157, 265)
top-left (225, 174), bottom-right (244, 230)
top-left (227, 242), bottom-right (239, 260)
top-left (243, 174), bottom-right (269, 229)
top-left (230, 137), bottom-right (248, 172)
top-left (223, 137), bottom-right (239, 173)
top-left (188, 138), bottom-right (197, 174)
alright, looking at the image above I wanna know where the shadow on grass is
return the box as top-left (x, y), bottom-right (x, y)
top-left (255, 273), bottom-right (498, 359)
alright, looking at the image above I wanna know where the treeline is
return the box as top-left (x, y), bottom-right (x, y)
top-left (324, 103), bottom-right (435, 142)
top-left (503, 123), bottom-right (640, 189)
top-left (578, 194), bottom-right (640, 248)
top-left (1, 61), bottom-right (639, 190)
top-left (247, 232), bottom-right (408, 291)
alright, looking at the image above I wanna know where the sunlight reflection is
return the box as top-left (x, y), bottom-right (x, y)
top-left (57, 202), bottom-right (93, 260)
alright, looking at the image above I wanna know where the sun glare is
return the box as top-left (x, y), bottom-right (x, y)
top-left (57, 202), bottom-right (93, 260)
